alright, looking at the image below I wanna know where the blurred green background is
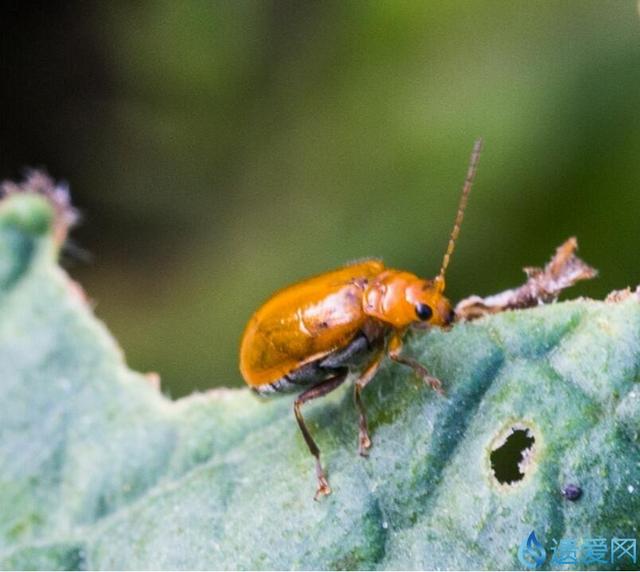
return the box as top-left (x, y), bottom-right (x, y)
top-left (1, 2), bottom-right (639, 397)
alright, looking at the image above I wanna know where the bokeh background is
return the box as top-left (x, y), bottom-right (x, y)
top-left (2, 2), bottom-right (639, 397)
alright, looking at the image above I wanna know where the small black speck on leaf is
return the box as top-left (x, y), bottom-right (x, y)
top-left (561, 484), bottom-right (582, 501)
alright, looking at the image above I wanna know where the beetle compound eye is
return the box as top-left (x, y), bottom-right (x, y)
top-left (415, 303), bottom-right (433, 321)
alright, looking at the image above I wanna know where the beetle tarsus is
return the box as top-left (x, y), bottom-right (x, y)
top-left (413, 365), bottom-right (445, 395)
top-left (416, 366), bottom-right (444, 395)
top-left (389, 351), bottom-right (446, 395)
top-left (358, 430), bottom-right (372, 457)
top-left (421, 372), bottom-right (445, 395)
top-left (314, 462), bottom-right (332, 500)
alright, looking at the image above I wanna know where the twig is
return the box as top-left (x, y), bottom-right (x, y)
top-left (455, 237), bottom-right (598, 321)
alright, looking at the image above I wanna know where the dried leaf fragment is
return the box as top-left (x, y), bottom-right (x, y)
top-left (455, 237), bottom-right (597, 321)
top-left (605, 285), bottom-right (640, 303)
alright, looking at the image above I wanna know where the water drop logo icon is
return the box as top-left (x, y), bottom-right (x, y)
top-left (518, 530), bottom-right (547, 569)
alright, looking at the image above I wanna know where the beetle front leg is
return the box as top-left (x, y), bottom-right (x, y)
top-left (387, 333), bottom-right (445, 395)
top-left (353, 351), bottom-right (385, 457)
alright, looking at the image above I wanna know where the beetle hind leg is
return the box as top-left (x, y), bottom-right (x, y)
top-left (293, 372), bottom-right (348, 500)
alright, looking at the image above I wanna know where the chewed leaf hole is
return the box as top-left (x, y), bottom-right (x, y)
top-left (490, 427), bottom-right (535, 485)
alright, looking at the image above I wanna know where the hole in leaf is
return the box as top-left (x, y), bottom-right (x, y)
top-left (490, 427), bottom-right (535, 484)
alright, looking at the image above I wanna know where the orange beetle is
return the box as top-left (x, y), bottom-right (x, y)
top-left (240, 139), bottom-right (483, 499)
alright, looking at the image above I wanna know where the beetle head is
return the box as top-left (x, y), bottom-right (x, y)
top-left (363, 270), bottom-right (453, 329)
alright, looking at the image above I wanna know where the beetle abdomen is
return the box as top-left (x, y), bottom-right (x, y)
top-left (252, 330), bottom-right (381, 396)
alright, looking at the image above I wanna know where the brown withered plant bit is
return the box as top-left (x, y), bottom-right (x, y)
top-left (0, 170), bottom-right (78, 246)
top-left (605, 285), bottom-right (640, 303)
top-left (455, 237), bottom-right (598, 321)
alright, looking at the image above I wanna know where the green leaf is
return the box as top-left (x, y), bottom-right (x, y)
top-left (1, 193), bottom-right (638, 570)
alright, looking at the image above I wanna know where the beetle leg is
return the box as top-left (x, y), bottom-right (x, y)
top-left (293, 372), bottom-right (348, 500)
top-left (353, 351), bottom-right (385, 457)
top-left (388, 333), bottom-right (445, 394)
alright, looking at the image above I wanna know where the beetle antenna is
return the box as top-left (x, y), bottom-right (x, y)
top-left (436, 137), bottom-right (483, 290)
